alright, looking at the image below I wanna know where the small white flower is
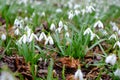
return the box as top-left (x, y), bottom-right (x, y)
top-left (74, 4), bottom-right (80, 9)
top-left (109, 34), bottom-right (117, 40)
top-left (94, 20), bottom-right (104, 29)
top-left (14, 28), bottom-right (20, 35)
top-left (81, 9), bottom-right (86, 15)
top-left (86, 5), bottom-right (95, 13)
top-left (38, 32), bottom-right (47, 41)
top-left (29, 33), bottom-right (38, 42)
top-left (22, 34), bottom-right (28, 44)
top-left (68, 10), bottom-right (74, 20)
top-left (56, 8), bottom-right (62, 13)
top-left (45, 35), bottom-right (54, 45)
top-left (58, 20), bottom-right (63, 28)
top-left (113, 41), bottom-right (120, 48)
top-left (105, 54), bottom-right (117, 65)
top-left (74, 69), bottom-right (83, 80)
top-left (110, 22), bottom-right (118, 32)
top-left (90, 33), bottom-right (100, 41)
top-left (83, 28), bottom-right (93, 35)
top-left (55, 27), bottom-right (62, 33)
top-left (50, 23), bottom-right (56, 31)
top-left (65, 32), bottom-right (70, 38)
top-left (74, 9), bottom-right (80, 16)
top-left (1, 33), bottom-right (6, 41)
top-left (114, 68), bottom-right (120, 78)
top-left (64, 24), bottom-right (68, 31)
top-left (99, 29), bottom-right (108, 35)
top-left (0, 71), bottom-right (15, 80)
top-left (41, 12), bottom-right (45, 17)
top-left (14, 18), bottom-right (23, 29)
top-left (118, 30), bottom-right (120, 36)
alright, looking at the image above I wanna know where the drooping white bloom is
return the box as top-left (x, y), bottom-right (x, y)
top-left (20, 34), bottom-right (28, 44)
top-left (83, 28), bottom-right (93, 35)
top-left (74, 9), bottom-right (80, 16)
top-left (14, 28), bottom-right (20, 35)
top-left (110, 22), bottom-right (118, 32)
top-left (105, 54), bottom-right (117, 65)
top-left (14, 18), bottom-right (24, 29)
top-left (99, 29), bottom-right (108, 35)
top-left (29, 33), bottom-right (38, 42)
top-left (81, 9), bottom-right (86, 15)
top-left (74, 69), bottom-right (83, 80)
top-left (41, 12), bottom-right (45, 17)
top-left (90, 33), bottom-right (100, 41)
top-left (64, 24), bottom-right (68, 31)
top-left (86, 5), bottom-right (95, 13)
top-left (58, 20), bottom-right (63, 28)
top-left (68, 10), bottom-right (74, 20)
top-left (55, 27), bottom-right (62, 33)
top-left (65, 32), bottom-right (70, 38)
top-left (56, 8), bottom-right (62, 13)
top-left (109, 34), bottom-right (117, 40)
top-left (1, 33), bottom-right (6, 41)
top-left (118, 30), bottom-right (120, 36)
top-left (50, 23), bottom-right (56, 31)
top-left (113, 41), bottom-right (120, 48)
top-left (0, 71), bottom-right (15, 80)
top-left (45, 35), bottom-right (54, 45)
top-left (74, 4), bottom-right (80, 9)
top-left (114, 68), bottom-right (120, 78)
top-left (38, 32), bottom-right (47, 41)
top-left (94, 20), bottom-right (104, 29)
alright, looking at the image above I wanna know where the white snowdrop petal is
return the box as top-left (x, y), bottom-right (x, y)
top-left (94, 20), bottom-right (104, 29)
top-left (50, 23), bottom-right (56, 31)
top-left (0, 71), bottom-right (15, 80)
top-left (1, 34), bottom-right (6, 41)
top-left (109, 34), bottom-right (117, 40)
top-left (114, 68), bottom-right (120, 78)
top-left (59, 20), bottom-right (63, 28)
top-left (105, 54), bottom-right (116, 65)
top-left (74, 69), bottom-right (83, 80)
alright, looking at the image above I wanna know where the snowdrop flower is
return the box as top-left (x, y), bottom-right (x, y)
top-left (55, 27), bottom-right (62, 33)
top-left (41, 12), bottom-right (45, 17)
top-left (1, 33), bottom-right (6, 41)
top-left (109, 34), bottom-right (117, 40)
top-left (90, 33), bottom-right (100, 41)
top-left (38, 32), bottom-right (47, 41)
top-left (14, 18), bottom-right (23, 29)
top-left (50, 23), bottom-right (56, 31)
top-left (58, 20), bottom-right (63, 28)
top-left (86, 5), bottom-right (95, 13)
top-left (65, 32), bottom-right (70, 38)
top-left (29, 33), bottom-right (38, 42)
top-left (74, 69), bottom-right (83, 80)
top-left (113, 41), bottom-right (120, 48)
top-left (83, 28), bottom-right (93, 35)
top-left (114, 68), bottom-right (120, 78)
top-left (99, 29), bottom-right (108, 35)
top-left (14, 28), bottom-right (20, 35)
top-left (110, 22), bottom-right (118, 32)
top-left (105, 54), bottom-right (117, 65)
top-left (0, 71), bottom-right (15, 80)
top-left (45, 35), bottom-right (54, 45)
top-left (64, 24), bottom-right (68, 31)
top-left (94, 20), bottom-right (104, 29)
top-left (74, 4), bottom-right (80, 9)
top-left (74, 9), bottom-right (80, 16)
top-left (19, 34), bottom-right (28, 44)
top-left (118, 30), bottom-right (120, 36)
top-left (68, 10), bottom-right (74, 20)
top-left (81, 9), bottom-right (86, 15)
top-left (56, 8), bottom-right (62, 13)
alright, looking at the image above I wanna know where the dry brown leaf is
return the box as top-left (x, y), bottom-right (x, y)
top-left (58, 57), bottom-right (80, 69)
